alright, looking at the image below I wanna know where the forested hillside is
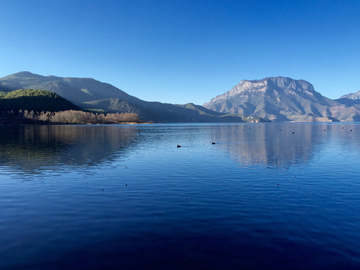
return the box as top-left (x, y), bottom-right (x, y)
top-left (0, 89), bottom-right (141, 124)
top-left (0, 89), bottom-right (81, 112)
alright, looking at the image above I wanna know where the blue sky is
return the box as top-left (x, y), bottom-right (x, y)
top-left (1, 0), bottom-right (359, 105)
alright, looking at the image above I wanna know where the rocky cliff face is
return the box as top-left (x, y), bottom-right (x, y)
top-left (207, 77), bottom-right (315, 102)
top-left (204, 77), bottom-right (360, 122)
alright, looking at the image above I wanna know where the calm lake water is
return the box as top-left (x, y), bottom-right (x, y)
top-left (1, 123), bottom-right (360, 269)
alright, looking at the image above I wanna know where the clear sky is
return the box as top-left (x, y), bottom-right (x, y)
top-left (1, 0), bottom-right (359, 105)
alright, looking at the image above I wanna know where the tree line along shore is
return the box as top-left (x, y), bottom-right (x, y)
top-left (0, 89), bottom-right (144, 125)
top-left (0, 109), bottom-right (143, 125)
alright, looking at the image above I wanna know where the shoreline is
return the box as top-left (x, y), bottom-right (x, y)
top-left (0, 119), bottom-right (150, 126)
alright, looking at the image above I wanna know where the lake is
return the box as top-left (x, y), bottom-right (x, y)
top-left (1, 123), bottom-right (360, 269)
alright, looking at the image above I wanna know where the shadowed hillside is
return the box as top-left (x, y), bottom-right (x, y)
top-left (0, 89), bottom-right (81, 112)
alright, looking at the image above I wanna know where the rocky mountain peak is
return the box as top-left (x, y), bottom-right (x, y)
top-left (340, 90), bottom-right (360, 100)
top-left (206, 77), bottom-right (315, 104)
top-left (202, 76), bottom-right (355, 122)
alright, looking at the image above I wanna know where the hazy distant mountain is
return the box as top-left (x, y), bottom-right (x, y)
top-left (204, 77), bottom-right (360, 122)
top-left (340, 90), bottom-right (360, 100)
top-left (0, 72), bottom-right (267, 123)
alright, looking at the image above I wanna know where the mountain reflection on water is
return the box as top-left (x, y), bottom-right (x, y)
top-left (208, 123), bottom-right (321, 168)
top-left (1, 123), bottom-right (360, 269)
top-left (1, 123), bottom-right (360, 173)
top-left (0, 125), bottom-right (139, 172)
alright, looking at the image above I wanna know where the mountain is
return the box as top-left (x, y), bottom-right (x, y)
top-left (174, 103), bottom-right (262, 122)
top-left (0, 89), bottom-right (81, 112)
top-left (0, 71), bottom-right (141, 104)
top-left (340, 90), bottom-right (360, 100)
top-left (203, 77), bottom-right (360, 122)
top-left (0, 72), bottom-right (268, 123)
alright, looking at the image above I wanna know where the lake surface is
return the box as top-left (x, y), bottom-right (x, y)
top-left (1, 123), bottom-right (360, 269)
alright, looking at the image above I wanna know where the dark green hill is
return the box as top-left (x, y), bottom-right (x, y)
top-left (0, 89), bottom-right (81, 112)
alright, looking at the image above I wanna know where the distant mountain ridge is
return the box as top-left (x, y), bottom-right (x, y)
top-left (204, 77), bottom-right (360, 122)
top-left (0, 72), bottom-right (267, 123)
top-left (0, 71), bottom-right (141, 104)
top-left (341, 90), bottom-right (360, 100)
